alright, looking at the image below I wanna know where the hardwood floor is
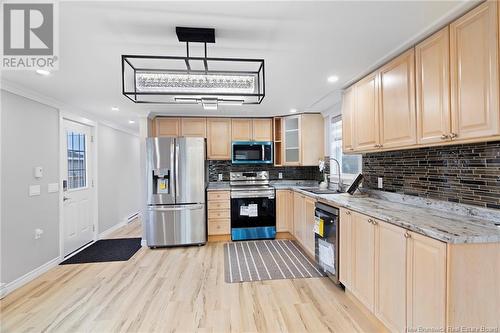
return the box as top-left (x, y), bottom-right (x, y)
top-left (0, 220), bottom-right (386, 333)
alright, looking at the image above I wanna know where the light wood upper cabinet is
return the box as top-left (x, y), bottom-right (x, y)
top-left (181, 118), bottom-right (207, 137)
top-left (207, 118), bottom-right (232, 160)
top-left (450, 1), bottom-right (500, 140)
top-left (351, 211), bottom-right (376, 312)
top-left (341, 87), bottom-right (354, 152)
top-left (154, 118), bottom-right (180, 137)
top-left (353, 72), bottom-right (380, 151)
top-left (303, 196), bottom-right (316, 257)
top-left (231, 118), bottom-right (273, 141)
top-left (339, 208), bottom-right (353, 289)
top-left (375, 220), bottom-right (407, 333)
top-left (276, 190), bottom-right (293, 233)
top-left (299, 114), bottom-right (325, 166)
top-left (416, 27), bottom-right (451, 145)
top-left (252, 118), bottom-right (273, 141)
top-left (231, 119), bottom-right (253, 141)
top-left (407, 231), bottom-right (446, 332)
top-left (379, 49), bottom-right (417, 149)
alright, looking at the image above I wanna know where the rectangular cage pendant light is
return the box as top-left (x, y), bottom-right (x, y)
top-left (121, 27), bottom-right (265, 108)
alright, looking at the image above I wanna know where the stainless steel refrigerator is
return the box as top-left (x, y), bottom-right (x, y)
top-left (146, 137), bottom-right (206, 247)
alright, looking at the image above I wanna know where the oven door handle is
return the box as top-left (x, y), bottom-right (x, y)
top-left (231, 191), bottom-right (275, 199)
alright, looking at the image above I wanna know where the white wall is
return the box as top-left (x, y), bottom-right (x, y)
top-left (1, 90), bottom-right (60, 285)
top-left (97, 124), bottom-right (140, 234)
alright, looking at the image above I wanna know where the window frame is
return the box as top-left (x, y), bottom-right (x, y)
top-left (66, 131), bottom-right (89, 192)
top-left (329, 115), bottom-right (362, 185)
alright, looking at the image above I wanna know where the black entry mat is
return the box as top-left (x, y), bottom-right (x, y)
top-left (60, 238), bottom-right (142, 265)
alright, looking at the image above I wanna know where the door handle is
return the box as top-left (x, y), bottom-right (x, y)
top-left (63, 196), bottom-right (70, 202)
top-left (175, 143), bottom-right (179, 197)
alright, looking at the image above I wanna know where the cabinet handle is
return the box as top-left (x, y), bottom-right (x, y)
top-left (372, 220), bottom-right (378, 225)
top-left (373, 144), bottom-right (378, 148)
top-left (440, 134), bottom-right (449, 140)
top-left (404, 231), bottom-right (411, 239)
top-left (345, 211), bottom-right (351, 215)
top-left (367, 218), bottom-right (374, 224)
top-left (449, 132), bottom-right (458, 139)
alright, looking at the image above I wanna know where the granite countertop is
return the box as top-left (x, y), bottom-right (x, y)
top-left (206, 181), bottom-right (500, 244)
top-left (294, 189), bottom-right (500, 244)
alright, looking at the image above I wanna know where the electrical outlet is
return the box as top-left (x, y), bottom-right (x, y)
top-left (377, 177), bottom-right (383, 189)
top-left (218, 173), bottom-right (223, 181)
top-left (35, 228), bottom-right (44, 240)
top-left (278, 172), bottom-right (283, 179)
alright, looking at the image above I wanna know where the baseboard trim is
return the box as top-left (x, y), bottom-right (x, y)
top-left (98, 220), bottom-right (128, 240)
top-left (0, 256), bottom-right (60, 299)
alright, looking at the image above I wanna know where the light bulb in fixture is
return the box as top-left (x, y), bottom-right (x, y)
top-left (290, 108), bottom-right (297, 113)
top-left (36, 69), bottom-right (51, 76)
top-left (111, 107), bottom-right (119, 111)
top-left (327, 75), bottom-right (339, 83)
top-left (128, 120), bottom-right (135, 124)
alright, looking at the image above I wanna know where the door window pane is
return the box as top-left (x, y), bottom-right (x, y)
top-left (67, 131), bottom-right (87, 189)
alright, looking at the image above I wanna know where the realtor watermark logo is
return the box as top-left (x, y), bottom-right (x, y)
top-left (1, 1), bottom-right (59, 70)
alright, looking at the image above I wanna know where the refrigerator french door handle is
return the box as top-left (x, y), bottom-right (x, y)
top-left (175, 142), bottom-right (179, 197)
top-left (170, 140), bottom-right (175, 197)
top-left (148, 204), bottom-right (204, 211)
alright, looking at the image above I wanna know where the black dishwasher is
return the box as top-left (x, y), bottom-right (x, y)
top-left (314, 202), bottom-right (340, 285)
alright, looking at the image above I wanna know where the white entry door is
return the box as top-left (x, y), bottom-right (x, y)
top-left (62, 119), bottom-right (95, 256)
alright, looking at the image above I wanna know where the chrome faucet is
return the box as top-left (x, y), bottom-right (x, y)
top-left (331, 158), bottom-right (343, 192)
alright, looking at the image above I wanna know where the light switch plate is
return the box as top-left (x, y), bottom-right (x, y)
top-left (29, 185), bottom-right (41, 196)
top-left (278, 172), bottom-right (283, 179)
top-left (34, 166), bottom-right (43, 179)
top-left (48, 183), bottom-right (59, 193)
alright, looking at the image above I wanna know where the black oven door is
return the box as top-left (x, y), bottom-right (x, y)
top-left (230, 195), bottom-right (276, 240)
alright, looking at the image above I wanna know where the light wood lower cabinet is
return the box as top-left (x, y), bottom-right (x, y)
top-left (351, 211), bottom-right (376, 312)
top-left (276, 190), bottom-right (293, 233)
top-left (303, 196), bottom-right (316, 257)
top-left (407, 231), bottom-right (446, 332)
top-left (207, 191), bottom-right (230, 235)
top-left (340, 208), bottom-right (500, 332)
top-left (375, 220), bottom-right (407, 333)
top-left (292, 192), bottom-right (305, 244)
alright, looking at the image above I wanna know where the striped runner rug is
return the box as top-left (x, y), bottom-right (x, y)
top-left (223, 239), bottom-right (326, 283)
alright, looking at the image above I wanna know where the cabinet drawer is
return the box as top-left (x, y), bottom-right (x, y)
top-left (208, 200), bottom-right (230, 210)
top-left (208, 209), bottom-right (230, 219)
top-left (208, 191), bottom-right (230, 201)
top-left (208, 218), bottom-right (230, 235)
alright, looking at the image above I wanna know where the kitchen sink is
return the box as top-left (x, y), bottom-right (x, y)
top-left (299, 188), bottom-right (341, 195)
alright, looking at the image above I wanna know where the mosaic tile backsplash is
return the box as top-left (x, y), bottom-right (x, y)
top-left (362, 141), bottom-right (500, 210)
top-left (207, 160), bottom-right (323, 182)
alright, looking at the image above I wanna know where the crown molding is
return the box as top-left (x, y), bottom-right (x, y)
top-left (1, 78), bottom-right (139, 137)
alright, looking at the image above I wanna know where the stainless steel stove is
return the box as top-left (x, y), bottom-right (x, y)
top-left (229, 171), bottom-right (276, 240)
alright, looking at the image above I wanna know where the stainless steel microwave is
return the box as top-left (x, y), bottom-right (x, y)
top-left (232, 141), bottom-right (273, 164)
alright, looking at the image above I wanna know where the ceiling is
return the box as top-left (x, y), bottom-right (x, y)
top-left (1, 1), bottom-right (477, 133)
